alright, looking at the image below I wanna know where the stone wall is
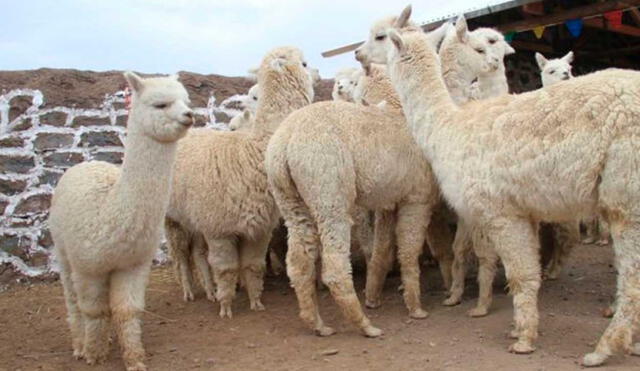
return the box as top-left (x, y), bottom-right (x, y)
top-left (0, 69), bottom-right (332, 282)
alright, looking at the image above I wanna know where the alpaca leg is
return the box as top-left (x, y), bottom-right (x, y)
top-left (365, 210), bottom-right (396, 309)
top-left (489, 218), bottom-right (541, 354)
top-left (582, 216), bottom-right (598, 244)
top-left (267, 223), bottom-right (288, 276)
top-left (240, 233), bottom-right (270, 311)
top-left (443, 222), bottom-right (471, 306)
top-left (74, 273), bottom-right (111, 365)
top-left (544, 222), bottom-right (579, 280)
top-left (286, 223), bottom-right (334, 336)
top-left (269, 248), bottom-right (285, 276)
top-left (426, 208), bottom-right (455, 291)
top-left (583, 221), bottom-right (640, 366)
top-left (110, 264), bottom-right (151, 371)
top-left (396, 203), bottom-right (429, 319)
top-left (596, 218), bottom-right (612, 246)
top-left (192, 234), bottom-right (215, 302)
top-left (468, 237), bottom-right (499, 318)
top-left (353, 207), bottom-right (374, 266)
top-left (318, 215), bottom-right (382, 338)
top-left (207, 237), bottom-right (239, 318)
top-left (58, 253), bottom-right (84, 359)
top-left (165, 218), bottom-right (195, 302)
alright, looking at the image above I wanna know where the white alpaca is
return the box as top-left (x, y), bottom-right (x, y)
top-left (332, 67), bottom-right (362, 102)
top-left (165, 46), bottom-right (315, 318)
top-left (536, 51), bottom-right (574, 87)
top-left (357, 6), bottom-right (640, 366)
top-left (49, 72), bottom-right (193, 370)
top-left (228, 109), bottom-right (254, 131)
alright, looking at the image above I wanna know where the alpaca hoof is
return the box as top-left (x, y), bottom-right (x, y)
top-left (397, 284), bottom-right (404, 292)
top-left (582, 352), bottom-right (608, 367)
top-left (183, 290), bottom-right (195, 302)
top-left (219, 303), bottom-right (233, 318)
top-left (508, 341), bottom-right (535, 354)
top-left (362, 325), bottom-right (383, 338)
top-left (508, 329), bottom-right (519, 339)
top-left (315, 326), bottom-right (336, 337)
top-left (442, 296), bottom-right (461, 306)
top-left (73, 349), bottom-right (84, 360)
top-left (601, 306), bottom-right (615, 318)
top-left (206, 292), bottom-right (216, 303)
top-left (467, 307), bottom-right (489, 318)
top-left (84, 354), bottom-right (107, 366)
top-left (542, 271), bottom-right (558, 281)
top-left (582, 237), bottom-right (595, 244)
top-left (595, 239), bottom-right (609, 246)
top-left (250, 300), bottom-right (265, 311)
top-left (632, 343), bottom-right (640, 356)
top-left (126, 362), bottom-right (148, 371)
top-left (409, 308), bottom-right (429, 319)
top-left (365, 298), bottom-right (382, 309)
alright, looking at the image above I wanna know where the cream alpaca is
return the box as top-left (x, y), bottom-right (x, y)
top-left (228, 109), bottom-right (254, 131)
top-left (357, 6), bottom-right (640, 366)
top-left (49, 72), bottom-right (193, 370)
top-left (536, 51), bottom-right (573, 87)
top-left (165, 46), bottom-right (314, 318)
top-left (332, 67), bottom-right (362, 102)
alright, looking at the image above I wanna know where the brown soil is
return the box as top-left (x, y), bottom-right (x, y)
top-left (0, 243), bottom-right (635, 371)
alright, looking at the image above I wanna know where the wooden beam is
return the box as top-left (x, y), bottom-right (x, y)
top-left (584, 17), bottom-right (640, 37)
top-left (498, 0), bottom-right (640, 32)
top-left (629, 7), bottom-right (640, 24)
top-left (322, 41), bottom-right (364, 58)
top-left (510, 40), bottom-right (554, 53)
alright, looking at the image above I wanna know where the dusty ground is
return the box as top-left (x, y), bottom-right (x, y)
top-left (1, 242), bottom-right (636, 371)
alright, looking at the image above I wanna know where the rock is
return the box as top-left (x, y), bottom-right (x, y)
top-left (43, 152), bottom-right (84, 168)
top-left (320, 349), bottom-right (339, 356)
top-left (71, 115), bottom-right (111, 127)
top-left (34, 133), bottom-right (75, 151)
top-left (8, 96), bottom-right (33, 122)
top-left (0, 234), bottom-right (31, 259)
top-left (38, 229), bottom-right (53, 249)
top-left (213, 111), bottom-right (231, 124)
top-left (0, 136), bottom-right (25, 148)
top-left (79, 131), bottom-right (122, 147)
top-left (11, 119), bottom-right (33, 132)
top-left (0, 200), bottom-right (7, 215)
top-left (194, 114), bottom-right (208, 127)
top-left (40, 111), bottom-right (68, 127)
top-left (13, 193), bottom-right (52, 215)
top-left (0, 155), bottom-right (35, 174)
top-left (92, 151), bottom-right (124, 164)
top-left (0, 178), bottom-right (28, 196)
top-left (115, 115), bottom-right (128, 127)
top-left (28, 251), bottom-right (49, 267)
top-left (38, 170), bottom-right (63, 186)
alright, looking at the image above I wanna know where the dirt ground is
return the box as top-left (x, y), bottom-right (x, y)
top-left (1, 242), bottom-right (637, 371)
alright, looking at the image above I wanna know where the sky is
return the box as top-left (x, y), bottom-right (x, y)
top-left (0, 0), bottom-right (504, 79)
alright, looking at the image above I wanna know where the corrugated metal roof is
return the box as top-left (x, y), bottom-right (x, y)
top-left (420, 0), bottom-right (540, 29)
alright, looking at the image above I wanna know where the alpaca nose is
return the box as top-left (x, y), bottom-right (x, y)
top-left (181, 111), bottom-right (194, 127)
top-left (338, 85), bottom-right (343, 91)
top-left (355, 48), bottom-right (364, 62)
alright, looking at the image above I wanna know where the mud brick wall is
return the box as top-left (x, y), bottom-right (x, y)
top-left (0, 69), bottom-right (332, 281)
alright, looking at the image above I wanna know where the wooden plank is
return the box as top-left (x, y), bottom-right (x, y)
top-left (498, 0), bottom-right (640, 32)
top-left (321, 41), bottom-right (364, 58)
top-left (629, 7), bottom-right (640, 24)
top-left (510, 40), bottom-right (554, 53)
top-left (584, 17), bottom-right (640, 37)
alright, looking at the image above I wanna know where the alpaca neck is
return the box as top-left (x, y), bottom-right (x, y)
top-left (111, 128), bottom-right (177, 228)
top-left (441, 59), bottom-right (477, 104)
top-left (477, 65), bottom-right (508, 99)
top-left (252, 79), bottom-right (312, 140)
top-left (389, 39), bottom-right (457, 141)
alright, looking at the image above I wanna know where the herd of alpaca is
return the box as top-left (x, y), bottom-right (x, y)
top-left (48, 5), bottom-right (640, 369)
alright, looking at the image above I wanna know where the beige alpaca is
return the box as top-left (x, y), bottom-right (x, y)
top-left (536, 51), bottom-right (574, 87)
top-left (332, 67), bottom-right (362, 102)
top-left (266, 21), bottom-right (451, 334)
top-left (357, 6), bottom-right (640, 366)
top-left (165, 46), bottom-right (315, 318)
top-left (228, 109), bottom-right (254, 132)
top-left (49, 72), bottom-right (193, 370)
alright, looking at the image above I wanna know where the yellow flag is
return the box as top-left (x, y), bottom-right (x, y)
top-left (533, 25), bottom-right (545, 39)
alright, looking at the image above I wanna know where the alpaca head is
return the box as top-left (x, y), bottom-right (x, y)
top-left (124, 72), bottom-right (193, 143)
top-left (332, 67), bottom-right (361, 101)
top-left (536, 51), bottom-right (574, 87)
top-left (257, 46), bottom-right (315, 109)
top-left (241, 84), bottom-right (259, 114)
top-left (229, 109), bottom-right (254, 131)
top-left (439, 17), bottom-right (514, 78)
top-left (355, 5), bottom-right (417, 67)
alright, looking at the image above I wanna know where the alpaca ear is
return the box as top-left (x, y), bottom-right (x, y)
top-left (124, 71), bottom-right (144, 93)
top-left (389, 29), bottom-right (405, 53)
top-left (455, 15), bottom-right (468, 43)
top-left (535, 53), bottom-right (547, 69)
top-left (504, 43), bottom-right (516, 55)
top-left (270, 57), bottom-right (287, 71)
top-left (169, 73), bottom-right (180, 81)
top-left (426, 21), bottom-right (451, 51)
top-left (562, 51), bottom-right (574, 64)
top-left (394, 5), bottom-right (412, 28)
top-left (242, 109), bottom-right (251, 120)
top-left (247, 67), bottom-right (259, 81)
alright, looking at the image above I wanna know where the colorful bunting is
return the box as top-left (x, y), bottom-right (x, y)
top-left (604, 10), bottom-right (623, 29)
top-left (533, 25), bottom-right (545, 39)
top-left (565, 18), bottom-right (583, 37)
top-left (504, 31), bottom-right (516, 42)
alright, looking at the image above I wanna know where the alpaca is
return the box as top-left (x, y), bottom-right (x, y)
top-left (165, 46), bottom-right (315, 318)
top-left (228, 109), bottom-right (254, 131)
top-left (49, 72), bottom-right (193, 370)
top-left (356, 6), bottom-right (640, 366)
top-left (266, 19), bottom-right (450, 334)
top-left (332, 67), bottom-right (362, 102)
top-left (243, 83), bottom-right (259, 113)
top-left (536, 51), bottom-right (574, 87)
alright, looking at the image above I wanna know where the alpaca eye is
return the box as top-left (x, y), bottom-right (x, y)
top-left (375, 35), bottom-right (386, 41)
top-left (253, 96), bottom-right (258, 101)
top-left (549, 70), bottom-right (555, 74)
top-left (302, 62), bottom-right (307, 67)
top-left (475, 48), bottom-right (485, 54)
top-left (153, 103), bottom-right (168, 109)
top-left (488, 39), bottom-right (496, 44)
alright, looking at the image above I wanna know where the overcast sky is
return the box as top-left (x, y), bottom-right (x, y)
top-left (1, 0), bottom-right (503, 79)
